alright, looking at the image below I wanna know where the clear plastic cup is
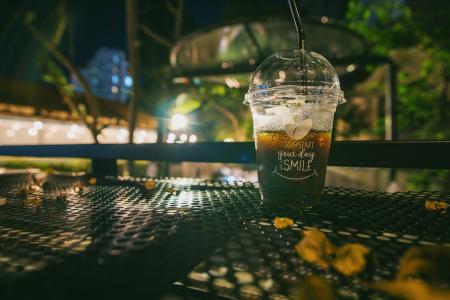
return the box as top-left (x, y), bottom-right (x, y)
top-left (244, 49), bottom-right (345, 211)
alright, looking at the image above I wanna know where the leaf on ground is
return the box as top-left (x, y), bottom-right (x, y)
top-left (164, 187), bottom-right (178, 194)
top-left (290, 276), bottom-right (336, 300)
top-left (374, 280), bottom-right (450, 300)
top-left (25, 197), bottom-right (42, 207)
top-left (273, 217), bottom-right (294, 229)
top-left (332, 243), bottom-right (370, 276)
top-left (397, 246), bottom-right (450, 282)
top-left (295, 229), bottom-right (335, 269)
top-left (144, 179), bottom-right (156, 190)
top-left (425, 200), bottom-right (449, 212)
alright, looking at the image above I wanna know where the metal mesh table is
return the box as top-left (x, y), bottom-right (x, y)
top-left (0, 173), bottom-right (449, 299)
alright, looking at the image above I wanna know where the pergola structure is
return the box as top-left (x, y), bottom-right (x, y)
top-left (170, 18), bottom-right (399, 179)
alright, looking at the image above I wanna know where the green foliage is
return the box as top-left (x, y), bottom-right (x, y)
top-left (169, 84), bottom-right (252, 141)
top-left (346, 0), bottom-right (415, 55)
top-left (346, 0), bottom-right (450, 190)
top-left (0, 159), bottom-right (90, 173)
top-left (42, 60), bottom-right (74, 97)
top-left (172, 93), bottom-right (202, 114)
top-left (408, 170), bottom-right (450, 191)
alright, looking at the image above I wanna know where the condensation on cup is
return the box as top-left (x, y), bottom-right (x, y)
top-left (244, 49), bottom-right (346, 211)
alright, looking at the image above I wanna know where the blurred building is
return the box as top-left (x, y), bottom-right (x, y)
top-left (72, 48), bottom-right (132, 103)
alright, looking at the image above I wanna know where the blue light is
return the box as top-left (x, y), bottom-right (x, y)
top-left (72, 48), bottom-right (131, 102)
top-left (223, 175), bottom-right (236, 182)
top-left (124, 76), bottom-right (133, 87)
top-left (193, 78), bottom-right (201, 86)
top-left (111, 75), bottom-right (119, 84)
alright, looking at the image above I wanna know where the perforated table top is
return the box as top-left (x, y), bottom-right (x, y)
top-left (0, 173), bottom-right (449, 299)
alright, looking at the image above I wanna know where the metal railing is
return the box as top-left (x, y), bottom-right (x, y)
top-left (0, 141), bottom-right (449, 176)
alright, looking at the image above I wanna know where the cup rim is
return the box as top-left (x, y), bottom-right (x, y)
top-left (244, 85), bottom-right (346, 106)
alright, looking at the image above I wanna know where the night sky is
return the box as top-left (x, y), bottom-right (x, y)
top-left (71, 0), bottom-right (225, 67)
top-left (69, 0), bottom-right (346, 67)
top-left (0, 0), bottom-right (348, 79)
top-left (69, 0), bottom-right (126, 66)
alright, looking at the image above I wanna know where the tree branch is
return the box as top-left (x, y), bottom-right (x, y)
top-left (12, 12), bottom-right (101, 142)
top-left (52, 0), bottom-right (67, 45)
top-left (209, 102), bottom-right (245, 141)
top-left (165, 0), bottom-right (177, 16)
top-left (55, 85), bottom-right (85, 123)
top-left (174, 0), bottom-right (184, 40)
top-left (50, 1), bottom-right (82, 122)
top-left (140, 25), bottom-right (173, 48)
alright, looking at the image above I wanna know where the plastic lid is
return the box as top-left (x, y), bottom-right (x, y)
top-left (244, 49), bottom-right (345, 105)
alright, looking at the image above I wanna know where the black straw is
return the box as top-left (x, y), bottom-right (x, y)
top-left (288, 0), bottom-right (305, 50)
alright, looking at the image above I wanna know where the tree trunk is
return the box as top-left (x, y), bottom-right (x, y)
top-left (174, 0), bottom-right (184, 40)
top-left (126, 0), bottom-right (141, 145)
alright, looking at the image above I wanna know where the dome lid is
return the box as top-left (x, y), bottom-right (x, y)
top-left (245, 49), bottom-right (345, 105)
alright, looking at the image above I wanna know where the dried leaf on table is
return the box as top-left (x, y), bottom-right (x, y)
top-left (290, 276), bottom-right (336, 300)
top-left (164, 187), bottom-right (179, 194)
top-left (28, 184), bottom-right (42, 193)
top-left (25, 196), bottom-right (42, 207)
top-left (273, 217), bottom-right (294, 229)
top-left (397, 246), bottom-right (450, 282)
top-left (73, 182), bottom-right (83, 193)
top-left (295, 229), bottom-right (335, 269)
top-left (32, 173), bottom-right (46, 186)
top-left (374, 279), bottom-right (450, 300)
top-left (332, 243), bottom-right (370, 276)
top-left (144, 179), bottom-right (156, 190)
top-left (425, 200), bottom-right (449, 212)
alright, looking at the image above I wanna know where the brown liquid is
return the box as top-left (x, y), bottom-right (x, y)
top-left (255, 130), bottom-right (332, 210)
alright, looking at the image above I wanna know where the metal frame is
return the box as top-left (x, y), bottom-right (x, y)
top-left (170, 16), bottom-right (371, 71)
top-left (171, 17), bottom-right (372, 83)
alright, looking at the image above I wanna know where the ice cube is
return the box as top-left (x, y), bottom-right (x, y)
top-left (265, 106), bottom-right (289, 116)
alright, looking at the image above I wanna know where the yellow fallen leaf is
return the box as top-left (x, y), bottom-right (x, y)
top-left (273, 217), bottom-right (294, 229)
top-left (0, 197), bottom-right (7, 206)
top-left (425, 200), bottom-right (449, 211)
top-left (88, 177), bottom-right (97, 185)
top-left (332, 243), bottom-right (370, 276)
top-left (33, 173), bottom-right (46, 186)
top-left (25, 197), bottom-right (42, 207)
top-left (374, 280), bottom-right (450, 300)
top-left (144, 179), bottom-right (157, 190)
top-left (290, 276), bottom-right (335, 300)
top-left (28, 184), bottom-right (42, 193)
top-left (295, 229), bottom-right (335, 269)
top-left (73, 182), bottom-right (83, 193)
top-left (397, 246), bottom-right (450, 282)
top-left (164, 187), bottom-right (177, 193)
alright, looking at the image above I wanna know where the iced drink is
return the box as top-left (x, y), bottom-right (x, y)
top-left (245, 49), bottom-right (345, 210)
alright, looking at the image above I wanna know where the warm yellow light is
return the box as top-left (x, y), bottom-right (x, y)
top-left (33, 120), bottom-right (43, 130)
top-left (188, 134), bottom-right (197, 143)
top-left (28, 127), bottom-right (38, 136)
top-left (170, 114), bottom-right (188, 130)
top-left (180, 133), bottom-right (188, 142)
